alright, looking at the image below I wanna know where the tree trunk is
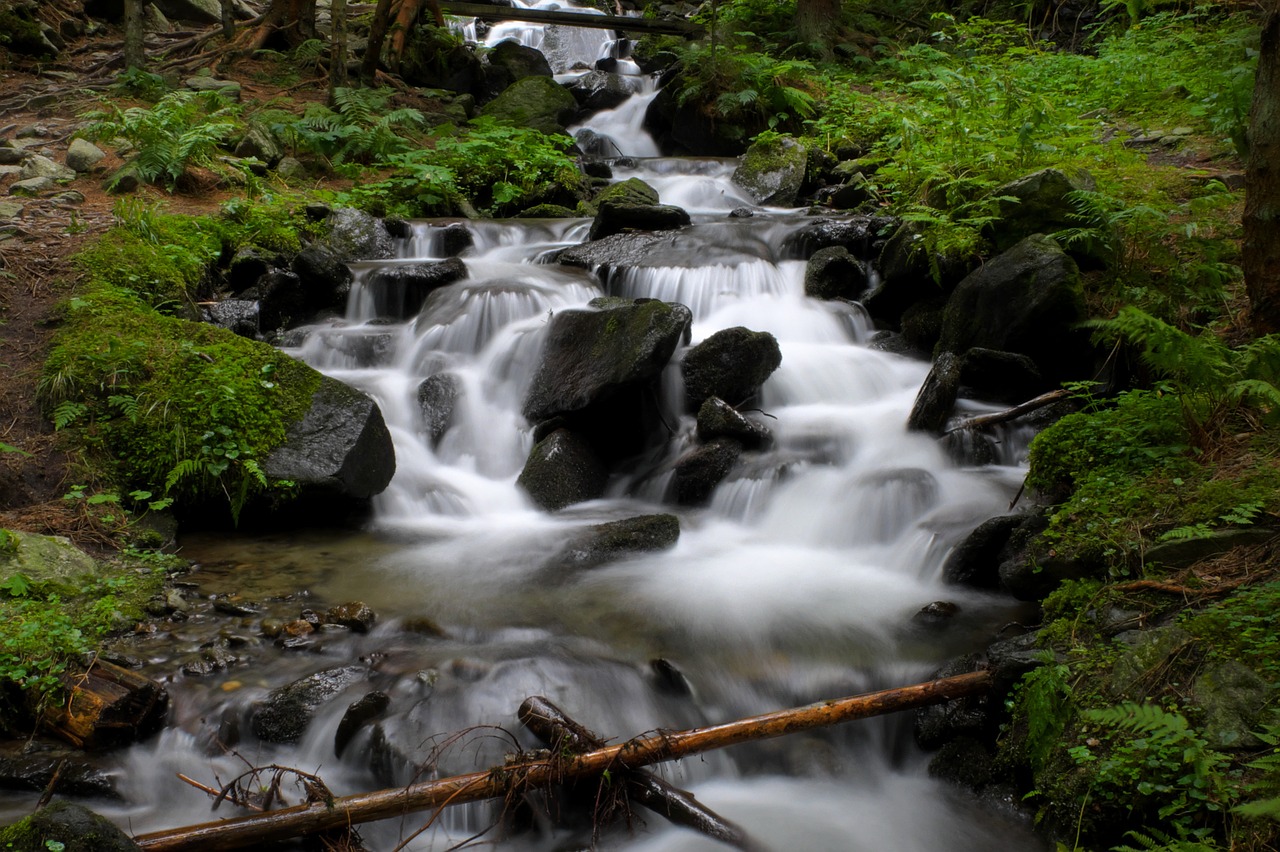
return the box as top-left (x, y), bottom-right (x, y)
top-left (38, 659), bottom-right (169, 750)
top-left (361, 0), bottom-right (397, 84)
top-left (123, 0), bottom-right (146, 70)
top-left (1245, 1), bottom-right (1280, 335)
top-left (796, 0), bottom-right (842, 50)
top-left (330, 0), bottom-right (349, 97)
top-left (220, 0), bottom-right (235, 42)
top-left (133, 672), bottom-right (990, 851)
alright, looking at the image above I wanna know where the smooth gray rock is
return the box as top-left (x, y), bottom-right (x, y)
top-left (8, 176), bottom-right (53, 196)
top-left (673, 438), bottom-right (741, 505)
top-left (234, 122), bottom-right (284, 165)
top-left (66, 138), bottom-right (106, 173)
top-left (803, 245), bottom-right (869, 301)
top-left (184, 76), bottom-right (241, 98)
top-left (696, 396), bottom-right (772, 449)
top-left (19, 154), bottom-right (74, 182)
top-left (324, 207), bottom-right (395, 262)
top-left (568, 70), bottom-right (636, 111)
top-left (264, 375), bottom-right (396, 499)
top-left (588, 200), bottom-right (691, 241)
top-left (554, 514), bottom-right (680, 571)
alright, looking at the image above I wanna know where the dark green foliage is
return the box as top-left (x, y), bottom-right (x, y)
top-left (291, 87), bottom-right (427, 164)
top-left (1008, 657), bottom-right (1073, 771)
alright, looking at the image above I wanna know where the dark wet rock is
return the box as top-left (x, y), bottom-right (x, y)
top-left (255, 270), bottom-right (307, 332)
top-left (681, 326), bottom-right (782, 411)
top-left (0, 741), bottom-right (119, 799)
top-left (417, 373), bottom-right (461, 447)
top-left (989, 167), bottom-right (1096, 253)
top-left (959, 348), bottom-right (1045, 404)
top-left (779, 215), bottom-right (898, 260)
top-left (291, 244), bottom-right (354, 313)
top-left (401, 31), bottom-right (486, 97)
top-left (479, 75), bottom-right (578, 135)
top-left (575, 127), bottom-right (623, 158)
top-left (523, 299), bottom-right (691, 459)
top-left (483, 40), bottom-right (553, 99)
top-left (323, 207), bottom-right (395, 262)
top-left (937, 234), bottom-right (1085, 384)
top-left (673, 438), bottom-right (742, 505)
top-left (732, 135), bottom-right (808, 207)
top-left (567, 70), bottom-right (635, 111)
top-left (997, 511), bottom-right (1094, 601)
top-left (365, 258), bottom-right (468, 318)
top-left (729, 207), bottom-right (754, 218)
top-left (864, 220), bottom-right (976, 327)
top-left (583, 161), bottom-right (613, 179)
top-left (264, 374), bottom-right (396, 500)
top-left (335, 691), bottom-right (390, 758)
top-left (943, 514), bottom-right (1023, 590)
top-left (234, 122), bottom-right (283, 165)
top-left (642, 80), bottom-right (747, 157)
top-left (517, 428), bottom-right (609, 511)
top-left (520, 203), bottom-right (579, 218)
top-left (650, 658), bottom-right (692, 697)
top-left (915, 657), bottom-right (989, 749)
top-left (0, 148), bottom-right (26, 166)
top-left (0, 801), bottom-right (139, 851)
top-left (383, 218), bottom-right (413, 240)
top-left (227, 246), bottom-right (278, 293)
top-left (817, 178), bottom-right (876, 210)
top-left (986, 630), bottom-right (1051, 694)
top-left (803, 246), bottom-right (870, 301)
top-left (696, 396), bottom-right (772, 449)
top-left (180, 644), bottom-right (239, 676)
top-left (326, 601), bottom-right (377, 633)
top-left (593, 176), bottom-right (660, 208)
top-left (212, 598), bottom-right (259, 616)
top-left (556, 230), bottom-right (678, 270)
top-left (439, 222), bottom-right (474, 256)
top-left (914, 600), bottom-right (961, 627)
top-left (251, 665), bottom-right (367, 744)
top-left (803, 146), bottom-right (839, 193)
top-left (1194, 661), bottom-right (1270, 750)
top-left (402, 616), bottom-right (447, 637)
top-left (928, 737), bottom-right (996, 790)
top-left (899, 297), bottom-right (947, 353)
top-left (203, 299), bottom-right (258, 338)
top-left (555, 513), bottom-right (680, 571)
top-left (588, 200), bottom-right (691, 241)
top-left (906, 352), bottom-right (961, 435)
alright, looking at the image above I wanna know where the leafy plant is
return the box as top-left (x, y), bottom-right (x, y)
top-left (292, 86), bottom-right (426, 165)
top-left (84, 90), bottom-right (243, 191)
top-left (1009, 656), bottom-right (1074, 771)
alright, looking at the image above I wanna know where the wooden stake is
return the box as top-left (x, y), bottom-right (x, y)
top-left (133, 671), bottom-right (990, 852)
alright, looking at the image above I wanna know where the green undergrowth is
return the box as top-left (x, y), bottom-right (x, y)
top-left (0, 538), bottom-right (178, 728)
top-left (41, 201), bottom-right (324, 523)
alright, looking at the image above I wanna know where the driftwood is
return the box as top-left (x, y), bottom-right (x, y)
top-left (945, 388), bottom-right (1072, 435)
top-left (519, 696), bottom-right (762, 851)
top-left (39, 659), bottom-right (169, 750)
top-left (133, 670), bottom-right (990, 851)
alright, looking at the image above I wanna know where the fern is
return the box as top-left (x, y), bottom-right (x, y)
top-left (1113, 827), bottom-right (1221, 851)
top-left (1236, 720), bottom-right (1280, 823)
top-left (52, 401), bottom-right (87, 430)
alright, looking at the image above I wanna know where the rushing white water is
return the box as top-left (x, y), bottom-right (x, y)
top-left (33, 11), bottom-right (1047, 852)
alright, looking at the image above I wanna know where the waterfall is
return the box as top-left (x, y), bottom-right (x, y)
top-left (67, 7), bottom-right (1045, 851)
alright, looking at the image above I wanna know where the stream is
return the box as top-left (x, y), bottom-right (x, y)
top-left (29, 4), bottom-right (1049, 849)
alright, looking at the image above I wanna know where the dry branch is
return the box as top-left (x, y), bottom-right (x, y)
top-left (133, 670), bottom-right (990, 851)
top-left (945, 388), bottom-right (1072, 435)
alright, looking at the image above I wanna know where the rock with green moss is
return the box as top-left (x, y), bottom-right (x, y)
top-left (937, 234), bottom-right (1086, 384)
top-left (1193, 661), bottom-right (1270, 749)
top-left (479, 76), bottom-right (578, 136)
top-left (517, 428), bottom-right (609, 511)
top-left (587, 200), bottom-right (690, 241)
top-left (592, 177), bottom-right (660, 208)
top-left (483, 41), bottom-right (553, 99)
top-left (553, 513), bottom-right (680, 571)
top-left (696, 396), bottom-right (772, 449)
top-left (0, 801), bottom-right (139, 851)
top-left (681, 326), bottom-right (781, 411)
top-left (263, 375), bottom-right (396, 500)
top-left (989, 168), bottom-right (1096, 253)
top-left (0, 530), bottom-right (98, 592)
top-left (731, 135), bottom-right (809, 207)
top-left (321, 207), bottom-right (396, 262)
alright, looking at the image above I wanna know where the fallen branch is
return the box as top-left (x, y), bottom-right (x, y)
top-left (133, 670), bottom-right (990, 851)
top-left (945, 388), bottom-right (1071, 435)
top-left (520, 696), bottom-right (762, 851)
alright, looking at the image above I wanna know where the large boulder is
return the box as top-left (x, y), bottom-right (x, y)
top-left (681, 327), bottom-right (782, 411)
top-left (567, 70), bottom-right (635, 112)
top-left (0, 801), bottom-right (140, 852)
top-left (264, 375), bottom-right (396, 499)
top-left (517, 428), bottom-right (609, 511)
top-left (779, 215), bottom-right (898, 260)
top-left (592, 177), bottom-right (660, 208)
top-left (588, 200), bottom-right (691, 241)
top-left (732, 135), bottom-right (808, 208)
top-left (936, 234), bottom-right (1085, 384)
top-left (553, 514), bottom-right (680, 571)
top-left (322, 207), bottom-right (395, 262)
top-left (990, 168), bottom-right (1096, 252)
top-left (556, 231), bottom-right (680, 272)
top-left (523, 298), bottom-right (692, 459)
top-left (479, 76), bottom-right (578, 135)
top-left (864, 221), bottom-right (977, 327)
top-left (364, 258), bottom-right (468, 319)
top-left (906, 351), bottom-right (961, 434)
top-left (483, 40), bottom-right (553, 99)
top-left (291, 244), bottom-right (354, 313)
top-left (401, 30), bottom-right (486, 97)
top-left (643, 80), bottom-right (751, 156)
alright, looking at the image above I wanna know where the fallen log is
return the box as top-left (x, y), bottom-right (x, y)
top-left (944, 387), bottom-right (1072, 435)
top-left (133, 670), bottom-right (991, 851)
top-left (440, 1), bottom-right (704, 36)
top-left (39, 659), bottom-right (169, 750)
top-left (519, 696), bottom-right (761, 851)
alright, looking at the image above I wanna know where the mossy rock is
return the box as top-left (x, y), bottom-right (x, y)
top-left (0, 801), bottom-right (139, 851)
top-left (517, 428), bottom-right (609, 511)
top-left (0, 530), bottom-right (97, 593)
top-left (553, 513), bottom-right (680, 571)
top-left (731, 135), bottom-right (809, 207)
top-left (681, 326), bottom-right (782, 411)
top-left (592, 177), bottom-right (660, 208)
top-left (479, 76), bottom-right (577, 136)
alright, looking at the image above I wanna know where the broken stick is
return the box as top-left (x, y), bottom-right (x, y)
top-left (519, 696), bottom-right (763, 851)
top-left (944, 388), bottom-right (1072, 435)
top-left (133, 670), bottom-right (991, 852)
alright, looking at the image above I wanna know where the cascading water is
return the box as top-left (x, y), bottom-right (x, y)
top-left (27, 6), bottom-right (1047, 850)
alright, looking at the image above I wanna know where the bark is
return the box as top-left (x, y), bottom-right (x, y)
top-left (1245, 2), bottom-right (1280, 334)
top-left (132, 671), bottom-right (990, 851)
top-left (330, 0), bottom-right (349, 97)
top-left (796, 0), bottom-right (842, 49)
top-left (220, 0), bottom-right (235, 42)
top-left (519, 696), bottom-right (761, 851)
top-left (361, 0), bottom-right (397, 84)
top-left (944, 388), bottom-right (1071, 434)
top-left (38, 659), bottom-right (169, 749)
top-left (231, 0), bottom-right (318, 56)
top-left (123, 0), bottom-right (146, 70)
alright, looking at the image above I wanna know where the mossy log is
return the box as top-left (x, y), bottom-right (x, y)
top-left (38, 659), bottom-right (168, 750)
top-left (133, 671), bottom-right (990, 851)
